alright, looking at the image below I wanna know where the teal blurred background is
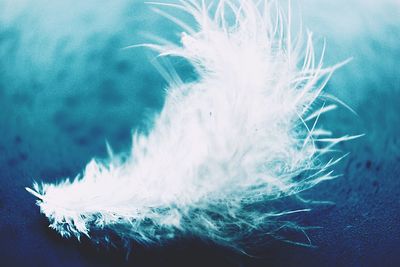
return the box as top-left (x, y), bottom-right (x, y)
top-left (0, 0), bottom-right (399, 266)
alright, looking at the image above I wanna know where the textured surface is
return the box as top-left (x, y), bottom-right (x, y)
top-left (0, 0), bottom-right (399, 266)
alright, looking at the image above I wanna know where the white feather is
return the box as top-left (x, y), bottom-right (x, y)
top-left (27, 0), bottom-right (352, 250)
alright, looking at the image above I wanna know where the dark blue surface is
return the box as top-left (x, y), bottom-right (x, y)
top-left (0, 1), bottom-right (399, 266)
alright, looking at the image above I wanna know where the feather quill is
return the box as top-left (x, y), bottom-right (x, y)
top-left (27, 0), bottom-right (353, 251)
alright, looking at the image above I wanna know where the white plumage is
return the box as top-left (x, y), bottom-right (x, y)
top-left (27, 0), bottom-right (354, 251)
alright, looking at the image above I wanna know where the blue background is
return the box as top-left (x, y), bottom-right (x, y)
top-left (0, 0), bottom-right (399, 266)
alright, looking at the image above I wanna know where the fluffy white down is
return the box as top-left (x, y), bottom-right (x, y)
top-left (27, 0), bottom-right (354, 250)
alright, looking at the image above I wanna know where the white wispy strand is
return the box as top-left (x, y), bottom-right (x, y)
top-left (27, 0), bottom-right (354, 250)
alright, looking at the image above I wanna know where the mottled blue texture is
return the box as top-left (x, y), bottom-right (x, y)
top-left (0, 1), bottom-right (399, 266)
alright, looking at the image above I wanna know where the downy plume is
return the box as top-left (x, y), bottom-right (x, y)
top-left (26, 0), bottom-right (356, 251)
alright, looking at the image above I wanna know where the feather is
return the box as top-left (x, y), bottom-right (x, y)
top-left (26, 0), bottom-right (353, 251)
